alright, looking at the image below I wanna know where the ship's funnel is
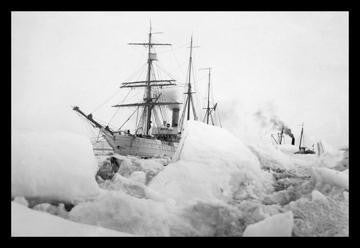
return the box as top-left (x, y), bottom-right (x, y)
top-left (172, 108), bottom-right (180, 127)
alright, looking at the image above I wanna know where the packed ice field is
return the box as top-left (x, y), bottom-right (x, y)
top-left (11, 121), bottom-right (349, 237)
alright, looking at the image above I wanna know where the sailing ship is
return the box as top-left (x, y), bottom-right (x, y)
top-left (73, 25), bottom-right (199, 158)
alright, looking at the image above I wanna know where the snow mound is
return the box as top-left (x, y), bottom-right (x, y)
top-left (129, 171), bottom-right (146, 185)
top-left (286, 195), bottom-right (348, 236)
top-left (12, 130), bottom-right (100, 204)
top-left (178, 201), bottom-right (244, 236)
top-left (150, 121), bottom-right (272, 205)
top-left (318, 151), bottom-right (345, 169)
top-left (311, 167), bottom-right (348, 190)
top-left (13, 197), bottom-right (28, 207)
top-left (277, 144), bottom-right (299, 154)
top-left (311, 190), bottom-right (328, 202)
top-left (111, 154), bottom-right (165, 184)
top-left (32, 203), bottom-right (69, 219)
top-left (69, 190), bottom-right (171, 236)
top-left (150, 160), bottom-right (227, 204)
top-left (243, 211), bottom-right (294, 236)
top-left (136, 158), bottom-right (167, 173)
top-left (11, 202), bottom-right (132, 236)
top-left (248, 143), bottom-right (295, 170)
top-left (99, 173), bottom-right (169, 203)
top-left (112, 155), bottom-right (138, 177)
top-left (173, 121), bottom-right (261, 167)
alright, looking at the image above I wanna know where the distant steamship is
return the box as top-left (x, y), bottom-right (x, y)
top-left (271, 123), bottom-right (315, 155)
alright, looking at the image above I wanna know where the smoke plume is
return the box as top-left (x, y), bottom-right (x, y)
top-left (161, 88), bottom-right (181, 110)
top-left (254, 110), bottom-right (294, 139)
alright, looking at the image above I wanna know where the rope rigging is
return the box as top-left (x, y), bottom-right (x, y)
top-left (160, 59), bottom-right (185, 81)
top-left (90, 60), bottom-right (147, 115)
top-left (124, 62), bottom-right (147, 82)
top-left (90, 88), bottom-right (122, 114)
top-left (106, 89), bottom-right (132, 128)
top-left (118, 106), bottom-right (140, 131)
top-left (170, 45), bottom-right (187, 76)
top-left (154, 63), bottom-right (185, 88)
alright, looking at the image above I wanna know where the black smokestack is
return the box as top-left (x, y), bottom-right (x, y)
top-left (254, 109), bottom-right (295, 145)
top-left (282, 125), bottom-right (295, 145)
top-left (172, 108), bottom-right (179, 127)
top-left (270, 116), bottom-right (295, 145)
top-left (283, 126), bottom-right (294, 139)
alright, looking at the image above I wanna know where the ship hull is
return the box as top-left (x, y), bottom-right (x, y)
top-left (103, 133), bottom-right (178, 158)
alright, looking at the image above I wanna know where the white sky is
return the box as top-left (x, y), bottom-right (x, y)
top-left (11, 11), bottom-right (348, 148)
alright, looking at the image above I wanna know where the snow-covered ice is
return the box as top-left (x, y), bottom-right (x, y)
top-left (150, 121), bottom-right (273, 205)
top-left (285, 193), bottom-right (348, 236)
top-left (68, 190), bottom-right (172, 236)
top-left (311, 166), bottom-right (348, 190)
top-left (13, 196), bottom-right (29, 207)
top-left (311, 190), bottom-right (328, 202)
top-left (129, 171), bottom-right (147, 185)
top-left (11, 202), bottom-right (132, 236)
top-left (11, 120), bottom-right (348, 236)
top-left (243, 211), bottom-right (294, 236)
top-left (12, 130), bottom-right (100, 204)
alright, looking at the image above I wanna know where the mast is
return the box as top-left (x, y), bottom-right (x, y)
top-left (122, 24), bottom-right (177, 135)
top-left (200, 67), bottom-right (219, 126)
top-left (187, 36), bottom-right (194, 120)
top-left (279, 126), bottom-right (284, 145)
top-left (299, 123), bottom-right (304, 149)
top-left (146, 24), bottom-right (152, 135)
top-left (206, 68), bottom-right (211, 124)
top-left (200, 67), bottom-right (212, 124)
top-left (179, 35), bottom-right (199, 130)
